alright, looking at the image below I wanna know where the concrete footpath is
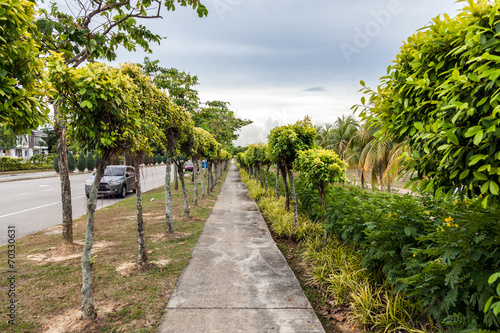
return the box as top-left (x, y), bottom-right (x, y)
top-left (158, 162), bottom-right (324, 333)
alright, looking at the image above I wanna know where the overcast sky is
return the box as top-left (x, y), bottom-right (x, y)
top-left (114, 0), bottom-right (465, 146)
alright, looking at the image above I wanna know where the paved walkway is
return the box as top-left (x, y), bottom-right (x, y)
top-left (158, 162), bottom-right (324, 333)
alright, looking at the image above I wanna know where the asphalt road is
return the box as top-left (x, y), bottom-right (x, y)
top-left (0, 164), bottom-right (171, 246)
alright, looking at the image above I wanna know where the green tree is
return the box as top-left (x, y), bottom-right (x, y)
top-left (355, 1), bottom-right (500, 207)
top-left (1, 0), bottom-right (48, 135)
top-left (48, 57), bottom-right (142, 320)
top-left (53, 155), bottom-right (59, 173)
top-left (120, 63), bottom-right (166, 265)
top-left (39, 0), bottom-right (208, 246)
top-left (143, 58), bottom-right (201, 113)
top-left (191, 127), bottom-right (217, 206)
top-left (295, 149), bottom-right (346, 210)
top-left (67, 153), bottom-right (76, 172)
top-left (194, 101), bottom-right (252, 149)
top-left (77, 153), bottom-right (86, 172)
top-left (86, 153), bottom-right (95, 171)
top-left (268, 117), bottom-right (317, 227)
top-left (40, 128), bottom-right (57, 153)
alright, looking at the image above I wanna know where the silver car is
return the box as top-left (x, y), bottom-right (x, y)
top-left (85, 166), bottom-right (136, 198)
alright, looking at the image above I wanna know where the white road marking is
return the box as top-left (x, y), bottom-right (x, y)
top-left (0, 195), bottom-right (87, 219)
top-left (14, 193), bottom-right (29, 197)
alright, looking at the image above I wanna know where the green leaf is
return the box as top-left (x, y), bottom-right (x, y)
top-left (446, 130), bottom-right (459, 145)
top-left (452, 69), bottom-right (460, 80)
top-left (473, 130), bottom-right (484, 146)
top-left (490, 181), bottom-right (499, 195)
top-left (485, 297), bottom-right (493, 312)
top-left (414, 122), bottom-right (425, 132)
top-left (81, 100), bottom-right (93, 109)
top-left (469, 154), bottom-right (487, 166)
top-left (488, 272), bottom-right (500, 284)
top-left (459, 169), bottom-right (470, 180)
top-left (474, 172), bottom-right (488, 181)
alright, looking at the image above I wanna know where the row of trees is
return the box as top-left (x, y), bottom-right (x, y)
top-left (238, 117), bottom-right (346, 227)
top-left (2, 0), bottom-right (251, 321)
top-left (48, 56), bottom-right (235, 319)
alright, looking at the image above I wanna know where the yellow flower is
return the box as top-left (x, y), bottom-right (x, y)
top-left (413, 254), bottom-right (416, 257)
top-left (454, 224), bottom-right (459, 228)
top-left (445, 216), bottom-right (453, 223)
top-left (425, 211), bottom-right (430, 215)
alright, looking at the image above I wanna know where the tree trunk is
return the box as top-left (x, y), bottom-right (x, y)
top-left (193, 157), bottom-right (199, 206)
top-left (55, 111), bottom-right (73, 245)
top-left (200, 160), bottom-right (205, 197)
top-left (319, 186), bottom-right (326, 211)
top-left (265, 165), bottom-right (270, 192)
top-left (361, 170), bottom-right (365, 189)
top-left (287, 168), bottom-right (299, 228)
top-left (177, 162), bottom-right (190, 217)
top-left (275, 166), bottom-right (280, 199)
top-left (207, 161), bottom-right (212, 195)
top-left (280, 164), bottom-right (290, 211)
top-left (174, 164), bottom-right (178, 190)
top-left (259, 165), bottom-right (263, 188)
top-left (164, 156), bottom-right (175, 234)
top-left (209, 162), bottom-right (214, 191)
top-left (81, 156), bottom-right (109, 320)
top-left (133, 154), bottom-right (147, 265)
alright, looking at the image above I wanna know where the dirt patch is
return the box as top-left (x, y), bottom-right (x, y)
top-left (25, 241), bottom-right (115, 263)
top-left (116, 262), bottom-right (139, 276)
top-left (151, 258), bottom-right (172, 267)
top-left (40, 301), bottom-right (120, 333)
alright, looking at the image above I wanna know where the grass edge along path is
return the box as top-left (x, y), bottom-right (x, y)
top-left (0, 166), bottom-right (229, 333)
top-left (238, 165), bottom-right (433, 333)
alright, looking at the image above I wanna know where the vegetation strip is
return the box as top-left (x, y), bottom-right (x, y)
top-left (0, 171), bottom-right (227, 333)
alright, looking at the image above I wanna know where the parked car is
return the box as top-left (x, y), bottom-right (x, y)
top-left (85, 165), bottom-right (136, 198)
top-left (184, 161), bottom-right (194, 172)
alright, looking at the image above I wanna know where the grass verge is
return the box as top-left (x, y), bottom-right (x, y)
top-left (0, 169), bottom-right (228, 333)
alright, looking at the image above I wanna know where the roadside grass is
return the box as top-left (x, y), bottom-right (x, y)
top-left (0, 170), bottom-right (227, 333)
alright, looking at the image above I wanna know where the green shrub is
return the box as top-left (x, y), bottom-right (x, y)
top-left (1, 156), bottom-right (24, 172)
top-left (77, 153), bottom-right (86, 172)
top-left (67, 153), bottom-right (76, 172)
top-left (86, 154), bottom-right (95, 171)
top-left (53, 156), bottom-right (59, 173)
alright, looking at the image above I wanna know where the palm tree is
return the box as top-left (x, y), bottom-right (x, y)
top-left (329, 115), bottom-right (359, 158)
top-left (345, 123), bottom-right (375, 189)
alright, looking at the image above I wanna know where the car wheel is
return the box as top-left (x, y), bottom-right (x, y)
top-left (120, 185), bottom-right (127, 198)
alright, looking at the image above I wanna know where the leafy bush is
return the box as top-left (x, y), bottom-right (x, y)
top-left (52, 156), bottom-right (59, 173)
top-left (77, 153), bottom-right (86, 172)
top-left (1, 156), bottom-right (23, 172)
top-left (295, 178), bottom-right (500, 331)
top-left (86, 154), bottom-right (95, 171)
top-left (67, 153), bottom-right (76, 172)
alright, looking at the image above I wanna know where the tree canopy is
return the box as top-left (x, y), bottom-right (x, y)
top-left (36, 0), bottom-right (208, 67)
top-left (1, 0), bottom-right (48, 134)
top-left (355, 0), bottom-right (500, 207)
top-left (194, 100), bottom-right (252, 149)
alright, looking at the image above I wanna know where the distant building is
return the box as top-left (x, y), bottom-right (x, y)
top-left (1, 130), bottom-right (49, 159)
